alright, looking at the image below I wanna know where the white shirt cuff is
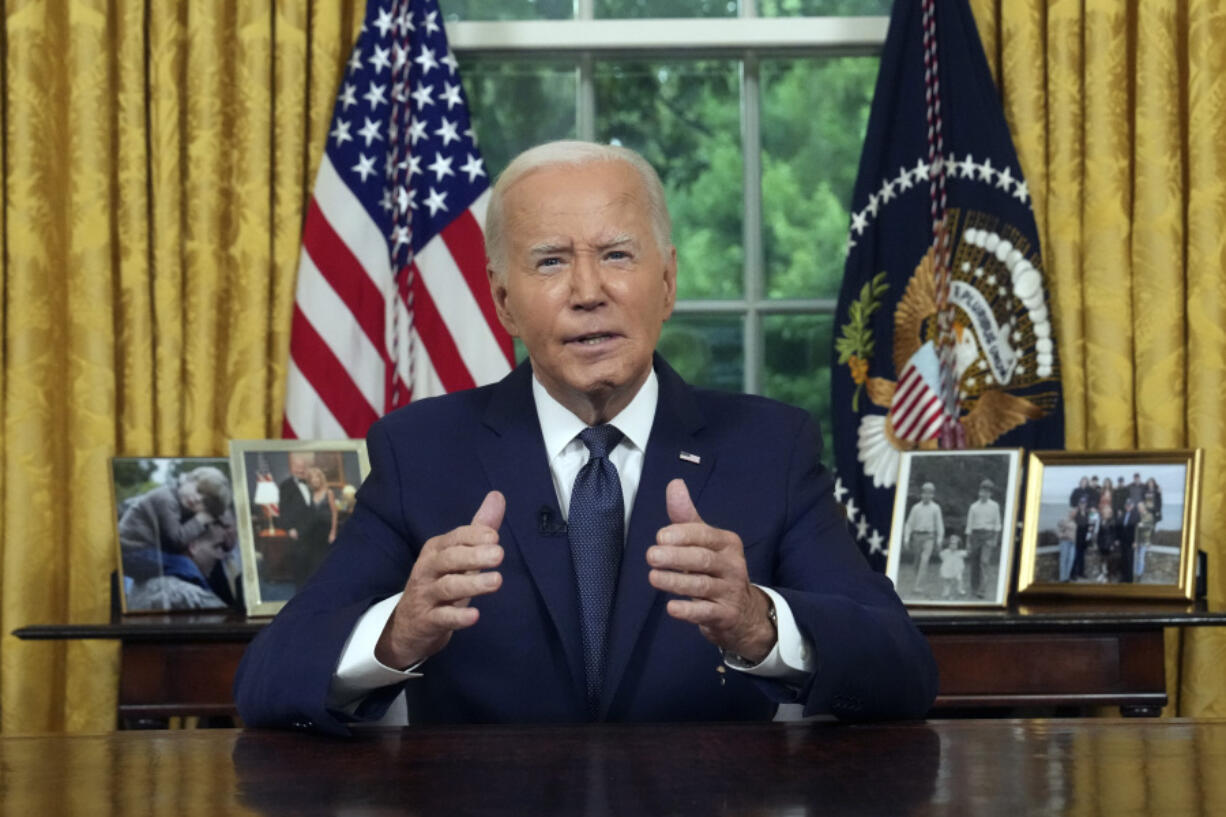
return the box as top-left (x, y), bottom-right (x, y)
top-left (327, 592), bottom-right (422, 711)
top-left (722, 585), bottom-right (815, 686)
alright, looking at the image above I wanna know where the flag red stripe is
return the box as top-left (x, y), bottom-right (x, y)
top-left (916, 410), bottom-right (944, 440)
top-left (892, 374), bottom-right (928, 428)
top-left (892, 369), bottom-right (922, 411)
top-left (896, 391), bottom-right (939, 438)
top-left (411, 270), bottom-right (477, 393)
top-left (898, 393), bottom-right (942, 439)
top-left (439, 210), bottom-right (515, 365)
top-left (301, 199), bottom-right (388, 359)
top-left (290, 306), bottom-right (381, 435)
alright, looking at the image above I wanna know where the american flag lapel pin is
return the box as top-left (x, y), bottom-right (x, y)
top-left (679, 451), bottom-right (701, 464)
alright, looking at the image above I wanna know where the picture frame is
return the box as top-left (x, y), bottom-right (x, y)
top-left (112, 456), bottom-right (243, 614)
top-left (230, 439), bottom-right (370, 616)
top-left (1016, 449), bottom-right (1202, 600)
top-left (886, 449), bottom-right (1023, 607)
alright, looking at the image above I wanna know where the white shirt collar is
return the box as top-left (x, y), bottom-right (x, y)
top-left (532, 367), bottom-right (658, 458)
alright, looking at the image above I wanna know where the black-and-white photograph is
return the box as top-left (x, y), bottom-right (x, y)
top-left (231, 440), bottom-right (369, 616)
top-left (886, 449), bottom-right (1022, 607)
top-left (1017, 450), bottom-right (1202, 599)
top-left (112, 456), bottom-right (243, 613)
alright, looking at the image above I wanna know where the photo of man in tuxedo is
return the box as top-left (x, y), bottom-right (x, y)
top-left (234, 141), bottom-right (937, 735)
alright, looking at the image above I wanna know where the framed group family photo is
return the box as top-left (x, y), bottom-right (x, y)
top-left (886, 449), bottom-right (1023, 608)
top-left (230, 439), bottom-right (370, 616)
top-left (1016, 449), bottom-right (1202, 600)
top-left (111, 456), bottom-right (244, 614)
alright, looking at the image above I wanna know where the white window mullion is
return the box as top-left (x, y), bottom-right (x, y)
top-left (741, 51), bottom-right (763, 395)
top-left (577, 55), bottom-right (595, 141)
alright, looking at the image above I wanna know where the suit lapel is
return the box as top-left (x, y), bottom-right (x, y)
top-left (476, 363), bottom-right (586, 698)
top-left (600, 357), bottom-right (715, 717)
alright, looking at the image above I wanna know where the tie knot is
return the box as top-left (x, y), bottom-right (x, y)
top-left (578, 424), bottom-right (623, 459)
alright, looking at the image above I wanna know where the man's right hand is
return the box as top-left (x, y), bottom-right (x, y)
top-left (374, 491), bottom-right (506, 670)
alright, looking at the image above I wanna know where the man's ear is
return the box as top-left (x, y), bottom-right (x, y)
top-left (488, 266), bottom-right (519, 336)
top-left (661, 245), bottom-right (678, 321)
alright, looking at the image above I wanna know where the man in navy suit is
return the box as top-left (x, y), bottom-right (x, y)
top-left (234, 141), bottom-right (937, 735)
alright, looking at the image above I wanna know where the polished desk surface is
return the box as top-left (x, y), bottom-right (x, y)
top-left (2, 719), bottom-right (1224, 816)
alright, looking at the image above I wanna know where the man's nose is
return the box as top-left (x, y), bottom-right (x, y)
top-left (569, 253), bottom-right (606, 308)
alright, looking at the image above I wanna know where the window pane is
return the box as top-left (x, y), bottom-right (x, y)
top-left (441, 0), bottom-right (574, 22)
top-left (758, 0), bottom-right (889, 15)
top-left (462, 59), bottom-right (578, 179)
top-left (763, 313), bottom-right (834, 465)
top-left (659, 314), bottom-right (744, 392)
top-left (597, 0), bottom-right (738, 17)
top-left (760, 56), bottom-right (876, 299)
top-left (595, 60), bottom-right (743, 300)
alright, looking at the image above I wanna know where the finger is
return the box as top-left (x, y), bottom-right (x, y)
top-left (665, 598), bottom-right (723, 625)
top-left (423, 523), bottom-right (501, 560)
top-left (648, 568), bottom-right (720, 600)
top-left (432, 570), bottom-right (502, 604)
top-left (654, 523), bottom-right (735, 552)
top-left (646, 543), bottom-right (720, 574)
top-left (432, 543), bottom-right (504, 575)
top-left (666, 478), bottom-right (702, 525)
top-left (472, 490), bottom-right (506, 530)
top-left (427, 604), bottom-right (482, 631)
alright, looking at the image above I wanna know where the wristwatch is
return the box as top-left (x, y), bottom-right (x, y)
top-left (721, 595), bottom-right (778, 669)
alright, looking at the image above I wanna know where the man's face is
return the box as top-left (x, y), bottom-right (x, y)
top-left (979, 488), bottom-right (990, 500)
top-left (289, 454), bottom-right (310, 480)
top-left (490, 160), bottom-right (677, 420)
top-left (921, 489), bottom-right (933, 504)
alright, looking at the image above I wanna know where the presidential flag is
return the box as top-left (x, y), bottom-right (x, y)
top-left (832, 0), bottom-right (1064, 570)
top-left (284, 0), bottom-right (514, 440)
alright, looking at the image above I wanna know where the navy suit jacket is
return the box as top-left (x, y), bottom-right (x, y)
top-left (234, 356), bottom-right (937, 735)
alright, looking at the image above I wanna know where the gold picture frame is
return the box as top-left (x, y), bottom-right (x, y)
top-left (230, 439), bottom-right (370, 617)
top-left (1016, 449), bottom-right (1202, 600)
top-left (886, 448), bottom-right (1023, 608)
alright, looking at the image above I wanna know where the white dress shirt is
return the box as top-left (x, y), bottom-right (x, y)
top-left (328, 368), bottom-right (815, 712)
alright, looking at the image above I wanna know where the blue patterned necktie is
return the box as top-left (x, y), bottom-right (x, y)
top-left (568, 424), bottom-right (625, 717)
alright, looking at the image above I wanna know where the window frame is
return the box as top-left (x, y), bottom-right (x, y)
top-left (448, 12), bottom-right (887, 396)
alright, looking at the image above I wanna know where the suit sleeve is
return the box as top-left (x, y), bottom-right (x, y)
top-left (233, 421), bottom-right (418, 736)
top-left (764, 414), bottom-right (938, 721)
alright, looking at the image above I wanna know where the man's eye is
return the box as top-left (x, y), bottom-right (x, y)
top-left (606, 251), bottom-right (630, 261)
top-left (538, 257), bottom-right (562, 268)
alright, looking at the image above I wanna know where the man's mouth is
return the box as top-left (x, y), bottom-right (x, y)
top-left (568, 332), bottom-right (617, 346)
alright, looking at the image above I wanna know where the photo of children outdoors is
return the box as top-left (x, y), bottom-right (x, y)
top-left (887, 449), bottom-right (1021, 607)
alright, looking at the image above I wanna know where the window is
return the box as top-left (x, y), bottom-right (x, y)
top-left (450, 1), bottom-right (887, 462)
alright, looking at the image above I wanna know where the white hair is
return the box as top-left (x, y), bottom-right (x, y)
top-left (484, 140), bottom-right (673, 277)
top-left (184, 466), bottom-right (232, 517)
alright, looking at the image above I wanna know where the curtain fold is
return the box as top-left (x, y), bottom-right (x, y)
top-left (1, 0), bottom-right (364, 734)
top-left (972, 0), bottom-right (1226, 716)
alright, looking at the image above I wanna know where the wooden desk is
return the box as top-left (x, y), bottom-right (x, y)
top-left (2, 719), bottom-right (1225, 816)
top-left (912, 601), bottom-right (1226, 715)
top-left (14, 602), bottom-right (1226, 723)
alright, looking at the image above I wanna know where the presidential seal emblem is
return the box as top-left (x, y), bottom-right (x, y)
top-left (841, 207), bottom-right (1062, 491)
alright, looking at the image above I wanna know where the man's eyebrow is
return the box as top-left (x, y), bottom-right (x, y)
top-left (528, 241), bottom-right (572, 256)
top-left (595, 234), bottom-right (635, 249)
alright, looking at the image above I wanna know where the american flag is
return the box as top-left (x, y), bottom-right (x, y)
top-left (284, 0), bottom-right (515, 439)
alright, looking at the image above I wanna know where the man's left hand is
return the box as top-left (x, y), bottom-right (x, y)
top-left (647, 479), bottom-right (775, 663)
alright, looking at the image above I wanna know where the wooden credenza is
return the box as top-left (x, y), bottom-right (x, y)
top-left (13, 602), bottom-right (1226, 724)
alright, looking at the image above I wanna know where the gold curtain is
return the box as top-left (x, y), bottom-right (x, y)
top-left (971, 0), bottom-right (1226, 715)
top-left (0, 0), bottom-right (365, 734)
